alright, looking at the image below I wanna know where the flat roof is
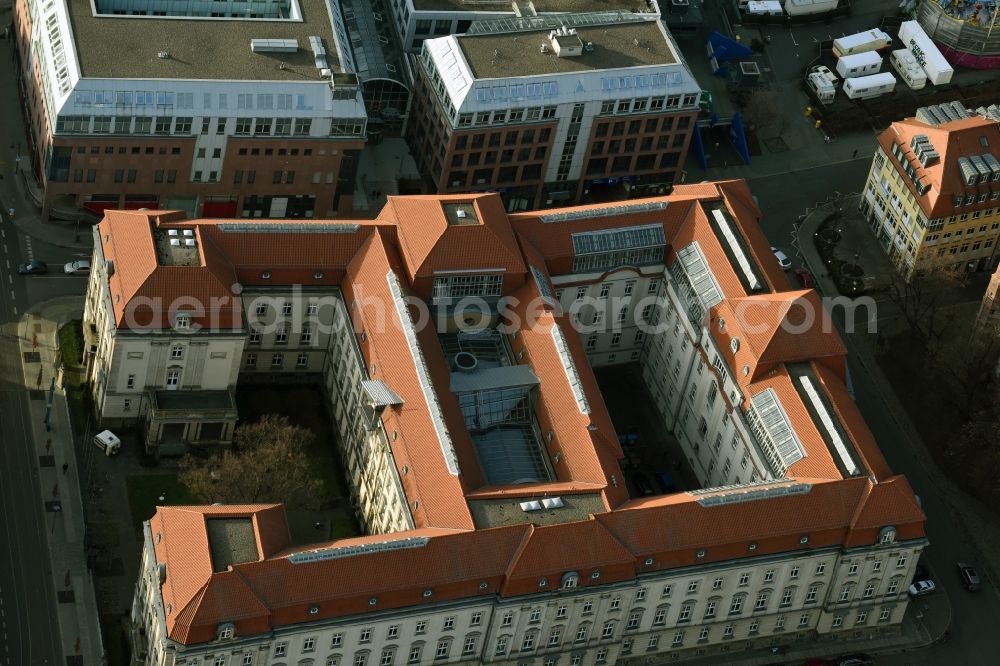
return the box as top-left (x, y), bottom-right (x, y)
top-left (457, 21), bottom-right (675, 79)
top-left (469, 493), bottom-right (607, 529)
top-left (412, 0), bottom-right (649, 13)
top-left (205, 518), bottom-right (260, 573)
top-left (65, 0), bottom-right (339, 80)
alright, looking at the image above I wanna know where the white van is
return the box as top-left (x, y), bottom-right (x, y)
top-left (94, 430), bottom-right (121, 456)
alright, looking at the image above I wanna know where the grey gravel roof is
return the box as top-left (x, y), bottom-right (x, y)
top-left (65, 0), bottom-right (340, 80)
top-left (458, 20), bottom-right (675, 79)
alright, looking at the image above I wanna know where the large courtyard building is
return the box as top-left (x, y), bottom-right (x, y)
top-left (407, 13), bottom-right (700, 211)
top-left (860, 102), bottom-right (1000, 275)
top-left (93, 183), bottom-right (927, 665)
top-left (12, 0), bottom-right (369, 219)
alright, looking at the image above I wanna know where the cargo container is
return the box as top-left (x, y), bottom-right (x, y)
top-left (784, 0), bottom-right (838, 15)
top-left (890, 49), bottom-right (927, 90)
top-left (832, 29), bottom-right (892, 58)
top-left (898, 20), bottom-right (954, 85)
top-left (843, 72), bottom-right (896, 100)
top-left (836, 51), bottom-right (882, 78)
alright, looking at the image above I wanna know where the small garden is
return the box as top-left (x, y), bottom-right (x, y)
top-left (57, 319), bottom-right (91, 434)
top-left (813, 217), bottom-right (868, 296)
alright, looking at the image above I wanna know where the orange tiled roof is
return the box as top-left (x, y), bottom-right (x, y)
top-left (877, 114), bottom-right (1000, 218)
top-left (100, 187), bottom-right (925, 645)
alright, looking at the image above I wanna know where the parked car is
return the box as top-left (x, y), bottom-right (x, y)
top-left (836, 654), bottom-right (873, 666)
top-left (957, 562), bottom-right (981, 591)
top-left (17, 260), bottom-right (48, 275)
top-left (632, 473), bottom-right (654, 496)
top-left (770, 246), bottom-right (792, 270)
top-left (908, 579), bottom-right (936, 597)
top-left (63, 260), bottom-right (91, 275)
top-left (794, 267), bottom-right (816, 288)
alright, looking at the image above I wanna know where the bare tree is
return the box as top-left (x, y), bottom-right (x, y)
top-left (740, 90), bottom-right (780, 136)
top-left (884, 257), bottom-right (967, 352)
top-left (180, 414), bottom-right (324, 508)
top-left (946, 404), bottom-right (1000, 504)
top-left (934, 322), bottom-right (1000, 418)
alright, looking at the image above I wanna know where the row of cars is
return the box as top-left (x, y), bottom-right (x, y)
top-left (906, 560), bottom-right (981, 597)
top-left (17, 260), bottom-right (91, 275)
top-left (769, 246), bottom-right (818, 289)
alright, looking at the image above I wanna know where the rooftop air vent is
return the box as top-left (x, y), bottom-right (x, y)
top-left (182, 229), bottom-right (194, 237)
top-left (184, 239), bottom-right (196, 247)
top-left (168, 229), bottom-right (178, 236)
top-left (105, 260), bottom-right (114, 276)
top-left (251, 38), bottom-right (299, 53)
top-left (170, 239), bottom-right (180, 246)
top-left (519, 500), bottom-right (543, 512)
top-left (454, 352), bottom-right (478, 373)
top-left (541, 497), bottom-right (565, 509)
top-left (456, 209), bottom-right (467, 219)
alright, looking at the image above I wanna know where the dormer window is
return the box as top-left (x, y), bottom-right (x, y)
top-left (217, 622), bottom-right (235, 640)
top-left (561, 572), bottom-right (579, 589)
top-left (175, 313), bottom-right (190, 330)
top-left (878, 526), bottom-right (896, 545)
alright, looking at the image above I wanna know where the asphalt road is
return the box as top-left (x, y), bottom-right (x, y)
top-left (0, 217), bottom-right (67, 665)
top-left (748, 163), bottom-right (1000, 665)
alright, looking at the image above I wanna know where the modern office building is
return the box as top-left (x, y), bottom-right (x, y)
top-left (12, 0), bottom-right (369, 219)
top-left (860, 102), bottom-right (1000, 275)
top-left (101, 183), bottom-right (926, 665)
top-left (407, 13), bottom-right (700, 211)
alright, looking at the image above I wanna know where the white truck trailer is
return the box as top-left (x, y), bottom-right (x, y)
top-left (843, 72), bottom-right (896, 100)
top-left (746, 0), bottom-right (783, 15)
top-left (833, 29), bottom-right (892, 58)
top-left (836, 51), bottom-right (882, 78)
top-left (898, 20), bottom-right (954, 85)
top-left (784, 0), bottom-right (838, 15)
top-left (890, 48), bottom-right (928, 90)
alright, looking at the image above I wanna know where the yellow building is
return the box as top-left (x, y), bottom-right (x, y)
top-left (861, 102), bottom-right (1000, 276)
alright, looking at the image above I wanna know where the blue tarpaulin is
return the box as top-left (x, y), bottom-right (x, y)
top-left (706, 32), bottom-right (753, 68)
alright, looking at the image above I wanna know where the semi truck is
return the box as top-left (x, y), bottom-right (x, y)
top-left (898, 20), bottom-right (954, 85)
top-left (833, 29), bottom-right (892, 58)
top-left (890, 48), bottom-right (927, 90)
top-left (843, 72), bottom-right (896, 100)
top-left (836, 51), bottom-right (882, 78)
top-left (806, 65), bottom-right (838, 105)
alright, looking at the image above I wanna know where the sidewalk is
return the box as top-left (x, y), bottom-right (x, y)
top-left (17, 297), bottom-right (104, 665)
top-left (0, 28), bottom-right (92, 251)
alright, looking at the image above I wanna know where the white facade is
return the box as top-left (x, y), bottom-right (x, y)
top-left (133, 525), bottom-right (921, 666)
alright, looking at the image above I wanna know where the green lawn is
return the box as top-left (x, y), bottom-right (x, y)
top-left (125, 473), bottom-right (196, 535)
top-left (57, 320), bottom-right (90, 434)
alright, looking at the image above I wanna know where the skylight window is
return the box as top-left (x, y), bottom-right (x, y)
top-left (746, 389), bottom-right (805, 477)
top-left (711, 209), bottom-right (761, 290)
top-left (670, 242), bottom-right (723, 323)
top-left (797, 376), bottom-right (859, 476)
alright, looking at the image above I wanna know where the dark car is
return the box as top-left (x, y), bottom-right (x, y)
top-left (794, 267), bottom-right (816, 288)
top-left (837, 654), bottom-right (873, 666)
top-left (17, 260), bottom-right (48, 275)
top-left (957, 562), bottom-right (981, 591)
top-left (655, 471), bottom-right (677, 494)
top-left (632, 473), bottom-right (654, 496)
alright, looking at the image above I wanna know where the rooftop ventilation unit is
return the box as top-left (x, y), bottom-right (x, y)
top-left (540, 497), bottom-right (565, 509)
top-left (970, 155), bottom-right (993, 182)
top-left (519, 500), bottom-right (542, 512)
top-left (170, 238), bottom-right (180, 246)
top-left (182, 229), bottom-right (194, 237)
top-left (168, 229), bottom-right (178, 236)
top-left (456, 209), bottom-right (467, 218)
top-left (184, 239), bottom-right (196, 247)
top-left (251, 39), bottom-right (299, 53)
top-left (958, 157), bottom-right (979, 186)
top-left (983, 153), bottom-right (1000, 181)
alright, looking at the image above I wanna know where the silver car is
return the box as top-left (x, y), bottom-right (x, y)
top-left (64, 260), bottom-right (91, 275)
top-left (770, 246), bottom-right (792, 270)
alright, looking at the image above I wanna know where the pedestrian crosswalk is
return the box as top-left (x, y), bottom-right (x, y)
top-left (24, 235), bottom-right (33, 261)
